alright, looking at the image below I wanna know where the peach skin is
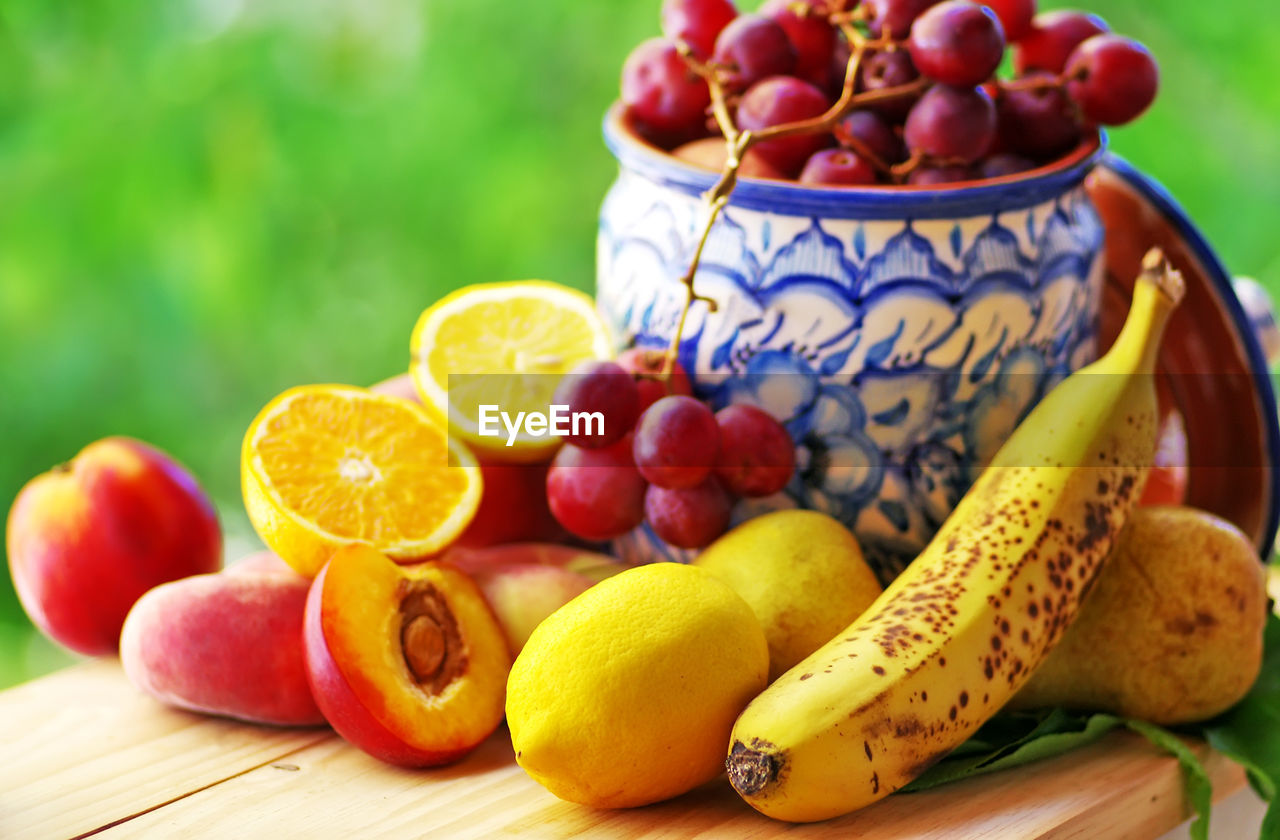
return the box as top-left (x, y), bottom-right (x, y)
top-left (120, 569), bottom-right (325, 726)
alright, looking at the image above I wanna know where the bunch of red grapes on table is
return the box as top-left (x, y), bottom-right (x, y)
top-left (546, 350), bottom-right (796, 549)
top-left (622, 0), bottom-right (1159, 186)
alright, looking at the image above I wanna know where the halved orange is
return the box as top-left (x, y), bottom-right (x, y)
top-left (242, 385), bottom-right (481, 577)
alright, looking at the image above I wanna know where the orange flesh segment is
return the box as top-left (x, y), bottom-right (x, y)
top-left (253, 390), bottom-right (469, 545)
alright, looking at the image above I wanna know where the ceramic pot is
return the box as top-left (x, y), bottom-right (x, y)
top-left (597, 109), bottom-right (1110, 581)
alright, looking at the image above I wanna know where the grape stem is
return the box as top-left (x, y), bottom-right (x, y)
top-left (997, 74), bottom-right (1068, 94)
top-left (661, 13), bottom-right (926, 380)
top-left (890, 149), bottom-right (925, 182)
top-left (660, 192), bottom-right (728, 377)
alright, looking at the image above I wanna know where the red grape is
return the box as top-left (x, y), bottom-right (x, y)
top-left (908, 1), bottom-right (1006, 88)
top-left (983, 0), bottom-right (1036, 42)
top-left (1015, 10), bottom-right (1108, 75)
top-left (760, 0), bottom-right (837, 89)
top-left (865, 0), bottom-right (943, 39)
top-left (904, 84), bottom-right (996, 163)
top-left (736, 75), bottom-right (832, 175)
top-left (551, 360), bottom-right (641, 449)
top-left (661, 0), bottom-right (738, 60)
top-left (546, 439), bottom-right (647, 541)
top-left (834, 110), bottom-right (904, 163)
top-left (978, 152), bottom-right (1035, 178)
top-left (644, 478), bottom-right (733, 548)
top-left (1065, 35), bottom-right (1158, 126)
top-left (858, 49), bottom-right (921, 120)
top-left (712, 14), bottom-right (796, 91)
top-left (799, 148), bottom-right (879, 186)
top-left (632, 395), bottom-right (720, 489)
top-left (907, 164), bottom-right (974, 185)
top-left (616, 348), bottom-right (694, 414)
top-left (621, 38), bottom-right (712, 140)
top-left (996, 72), bottom-right (1080, 157)
top-left (714, 405), bottom-right (795, 496)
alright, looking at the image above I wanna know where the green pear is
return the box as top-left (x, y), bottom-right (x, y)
top-left (695, 510), bottom-right (882, 681)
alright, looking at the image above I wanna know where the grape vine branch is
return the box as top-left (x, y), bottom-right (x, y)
top-left (660, 0), bottom-right (930, 377)
top-left (640, 2), bottom-right (1153, 384)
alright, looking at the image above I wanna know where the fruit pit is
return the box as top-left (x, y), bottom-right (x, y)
top-left (399, 581), bottom-right (468, 694)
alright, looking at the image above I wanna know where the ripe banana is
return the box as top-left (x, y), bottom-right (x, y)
top-left (726, 249), bottom-right (1185, 823)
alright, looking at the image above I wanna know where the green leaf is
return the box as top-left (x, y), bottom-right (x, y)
top-left (1126, 719), bottom-right (1214, 840)
top-left (1197, 611), bottom-right (1280, 839)
top-left (903, 710), bottom-right (1123, 792)
top-left (896, 611), bottom-right (1280, 840)
top-left (1263, 803), bottom-right (1280, 840)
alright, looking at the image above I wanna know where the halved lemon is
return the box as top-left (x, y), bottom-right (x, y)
top-left (241, 385), bottom-right (481, 577)
top-left (410, 280), bottom-right (613, 462)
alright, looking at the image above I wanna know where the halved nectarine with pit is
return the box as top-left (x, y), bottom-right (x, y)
top-left (303, 545), bottom-right (511, 767)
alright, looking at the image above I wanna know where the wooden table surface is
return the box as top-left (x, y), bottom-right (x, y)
top-left (0, 659), bottom-right (1263, 840)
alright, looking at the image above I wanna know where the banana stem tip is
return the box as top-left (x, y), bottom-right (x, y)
top-left (1140, 247), bottom-right (1186, 307)
top-left (727, 741), bottom-right (779, 797)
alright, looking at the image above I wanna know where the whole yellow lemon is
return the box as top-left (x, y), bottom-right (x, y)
top-left (695, 510), bottom-right (881, 681)
top-left (506, 563), bottom-right (768, 808)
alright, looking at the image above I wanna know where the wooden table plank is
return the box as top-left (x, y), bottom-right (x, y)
top-left (0, 662), bottom-right (1254, 839)
top-left (93, 721), bottom-right (1246, 840)
top-left (0, 661), bottom-right (331, 840)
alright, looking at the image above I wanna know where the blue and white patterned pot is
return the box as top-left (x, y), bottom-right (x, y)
top-left (596, 108), bottom-right (1108, 583)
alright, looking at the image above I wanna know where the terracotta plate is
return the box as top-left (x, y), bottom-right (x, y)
top-left (1089, 154), bottom-right (1279, 556)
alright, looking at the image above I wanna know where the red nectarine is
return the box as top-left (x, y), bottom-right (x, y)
top-left (6, 437), bottom-right (222, 656)
top-left (1140, 406), bottom-right (1189, 506)
top-left (444, 544), bottom-right (626, 654)
top-left (453, 460), bottom-right (569, 548)
top-left (443, 542), bottom-right (624, 581)
top-left (303, 545), bottom-right (511, 767)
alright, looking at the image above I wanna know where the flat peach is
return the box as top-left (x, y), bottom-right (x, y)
top-left (120, 572), bottom-right (324, 726)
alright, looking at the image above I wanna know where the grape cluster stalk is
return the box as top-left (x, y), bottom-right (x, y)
top-left (659, 2), bottom-right (937, 377)
top-left (650, 0), bottom-right (1155, 379)
top-left (563, 0), bottom-right (1158, 548)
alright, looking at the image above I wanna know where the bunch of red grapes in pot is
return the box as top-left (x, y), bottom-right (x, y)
top-left (546, 350), bottom-right (796, 549)
top-left (621, 0), bottom-right (1159, 186)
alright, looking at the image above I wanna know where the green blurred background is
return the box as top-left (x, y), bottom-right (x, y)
top-left (0, 0), bottom-right (1277, 688)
